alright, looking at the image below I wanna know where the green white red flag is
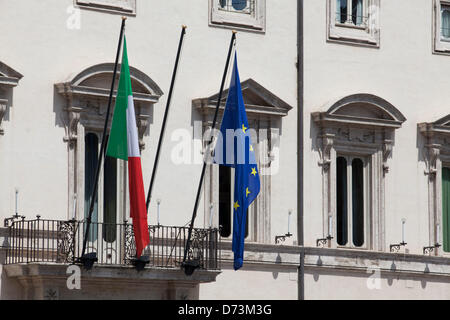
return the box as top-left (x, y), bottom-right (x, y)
top-left (106, 36), bottom-right (150, 258)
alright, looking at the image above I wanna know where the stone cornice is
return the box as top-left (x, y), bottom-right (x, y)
top-left (3, 263), bottom-right (220, 284)
top-left (218, 241), bottom-right (450, 278)
top-left (193, 78), bottom-right (292, 119)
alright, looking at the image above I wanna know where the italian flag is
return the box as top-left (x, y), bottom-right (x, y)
top-left (106, 36), bottom-right (150, 258)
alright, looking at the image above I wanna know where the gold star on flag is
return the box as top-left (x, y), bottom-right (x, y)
top-left (234, 201), bottom-right (240, 211)
top-left (242, 124), bottom-right (247, 133)
top-left (246, 188), bottom-right (251, 197)
top-left (251, 167), bottom-right (257, 176)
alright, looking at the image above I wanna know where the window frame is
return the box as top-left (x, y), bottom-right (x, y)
top-left (433, 0), bottom-right (450, 54)
top-left (327, 0), bottom-right (380, 48)
top-left (335, 153), bottom-right (371, 249)
top-left (75, 0), bottom-right (136, 16)
top-left (418, 115), bottom-right (450, 257)
top-left (209, 0), bottom-right (266, 33)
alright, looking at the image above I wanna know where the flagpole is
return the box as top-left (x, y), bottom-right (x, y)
top-left (146, 25), bottom-right (187, 211)
top-left (79, 17), bottom-right (126, 269)
top-left (182, 31), bottom-right (236, 275)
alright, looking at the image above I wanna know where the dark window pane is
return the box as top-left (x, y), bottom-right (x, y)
top-left (337, 0), bottom-right (347, 23)
top-left (352, 0), bottom-right (363, 25)
top-left (219, 0), bottom-right (226, 8)
top-left (103, 152), bottom-right (117, 243)
top-left (219, 166), bottom-right (232, 237)
top-left (336, 157), bottom-right (348, 245)
top-left (352, 158), bottom-right (364, 247)
top-left (84, 133), bottom-right (98, 242)
top-left (232, 0), bottom-right (247, 11)
top-left (245, 208), bottom-right (249, 239)
top-left (442, 8), bottom-right (450, 38)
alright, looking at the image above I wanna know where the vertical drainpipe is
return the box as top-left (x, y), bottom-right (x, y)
top-left (297, 0), bottom-right (305, 301)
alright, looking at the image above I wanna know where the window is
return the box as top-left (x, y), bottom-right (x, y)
top-left (210, 0), bottom-right (266, 33)
top-left (336, 0), bottom-right (365, 26)
top-left (219, 0), bottom-right (255, 14)
top-left (218, 166), bottom-right (249, 239)
top-left (336, 155), bottom-right (368, 247)
top-left (75, 0), bottom-right (136, 15)
top-left (313, 94), bottom-right (406, 251)
top-left (418, 114), bottom-right (450, 255)
top-left (443, 167), bottom-right (450, 252)
top-left (194, 79), bottom-right (292, 244)
top-left (84, 133), bottom-right (120, 243)
top-left (327, 0), bottom-right (380, 47)
top-left (433, 1), bottom-right (450, 54)
top-left (442, 5), bottom-right (450, 38)
top-left (55, 63), bottom-right (163, 223)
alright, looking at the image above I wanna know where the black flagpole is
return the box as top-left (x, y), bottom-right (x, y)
top-left (182, 31), bottom-right (236, 275)
top-left (146, 25), bottom-right (187, 211)
top-left (79, 17), bottom-right (126, 269)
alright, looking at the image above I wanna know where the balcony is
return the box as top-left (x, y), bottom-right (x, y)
top-left (1, 216), bottom-right (221, 299)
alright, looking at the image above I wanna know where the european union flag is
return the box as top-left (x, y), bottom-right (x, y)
top-left (216, 52), bottom-right (260, 270)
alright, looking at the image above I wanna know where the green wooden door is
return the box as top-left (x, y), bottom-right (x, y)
top-left (443, 167), bottom-right (450, 252)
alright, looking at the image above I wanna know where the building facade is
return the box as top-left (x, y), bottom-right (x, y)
top-left (0, 0), bottom-right (449, 300)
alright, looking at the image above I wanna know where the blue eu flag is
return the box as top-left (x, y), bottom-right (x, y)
top-left (216, 52), bottom-right (260, 270)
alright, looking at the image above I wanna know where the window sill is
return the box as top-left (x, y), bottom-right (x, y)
top-left (335, 22), bottom-right (368, 31)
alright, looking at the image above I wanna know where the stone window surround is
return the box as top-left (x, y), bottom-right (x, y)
top-left (418, 115), bottom-right (450, 256)
top-left (55, 63), bottom-right (163, 220)
top-left (192, 79), bottom-right (292, 244)
top-left (209, 0), bottom-right (266, 33)
top-left (327, 0), bottom-right (380, 47)
top-left (312, 94), bottom-right (406, 252)
top-left (433, 0), bottom-right (450, 55)
top-left (75, 0), bottom-right (136, 16)
top-left (0, 62), bottom-right (23, 136)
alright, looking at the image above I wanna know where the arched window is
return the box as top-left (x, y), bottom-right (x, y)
top-left (56, 63), bottom-right (162, 223)
top-left (194, 78), bottom-right (292, 244)
top-left (313, 93), bottom-right (406, 251)
top-left (419, 114), bottom-right (450, 255)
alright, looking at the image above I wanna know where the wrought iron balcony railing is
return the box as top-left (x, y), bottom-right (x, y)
top-left (4, 216), bottom-right (220, 271)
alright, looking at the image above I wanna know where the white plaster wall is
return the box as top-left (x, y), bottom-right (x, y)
top-left (303, 0), bottom-right (450, 254)
top-left (200, 269), bottom-right (298, 300)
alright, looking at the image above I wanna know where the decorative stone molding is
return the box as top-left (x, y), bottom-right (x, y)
top-left (193, 78), bottom-right (292, 244)
top-left (327, 0), bottom-right (380, 47)
top-left (382, 139), bottom-right (393, 174)
top-left (418, 115), bottom-right (450, 252)
top-left (75, 0), bottom-right (136, 16)
top-left (0, 61), bottom-right (23, 135)
top-left (56, 63), bottom-right (163, 219)
top-left (312, 94), bottom-right (406, 251)
top-left (209, 0), bottom-right (266, 33)
top-left (318, 133), bottom-right (334, 172)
